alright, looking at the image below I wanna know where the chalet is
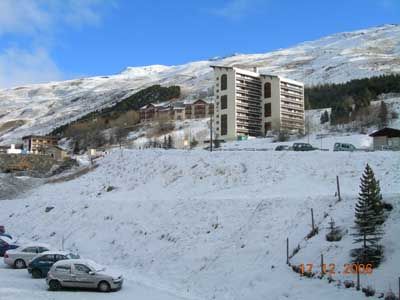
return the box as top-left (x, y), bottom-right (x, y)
top-left (44, 146), bottom-right (68, 161)
top-left (139, 98), bottom-right (214, 123)
top-left (369, 127), bottom-right (400, 150)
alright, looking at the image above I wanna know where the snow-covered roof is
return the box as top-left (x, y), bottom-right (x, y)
top-left (18, 242), bottom-right (51, 249)
top-left (39, 250), bottom-right (73, 256)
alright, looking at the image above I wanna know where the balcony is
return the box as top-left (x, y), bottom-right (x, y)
top-left (281, 102), bottom-right (303, 110)
top-left (281, 116), bottom-right (304, 124)
top-left (236, 82), bottom-right (262, 93)
top-left (281, 109), bottom-right (304, 118)
top-left (236, 95), bottom-right (261, 105)
top-left (281, 83), bottom-right (303, 93)
top-left (281, 122), bottom-right (304, 130)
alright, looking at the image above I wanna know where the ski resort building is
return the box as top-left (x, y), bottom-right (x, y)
top-left (139, 99), bottom-right (214, 123)
top-left (211, 66), bottom-right (305, 140)
top-left (22, 135), bottom-right (58, 154)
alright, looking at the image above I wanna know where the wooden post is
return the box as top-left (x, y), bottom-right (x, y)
top-left (336, 176), bottom-right (341, 201)
top-left (398, 277), bottom-right (400, 300)
top-left (210, 113), bottom-right (213, 152)
top-left (320, 253), bottom-right (324, 276)
top-left (356, 263), bottom-right (360, 291)
top-left (286, 238), bottom-right (289, 265)
top-left (311, 208), bottom-right (315, 232)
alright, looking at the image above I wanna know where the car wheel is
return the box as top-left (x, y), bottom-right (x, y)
top-left (32, 269), bottom-right (42, 278)
top-left (14, 259), bottom-right (26, 269)
top-left (49, 280), bottom-right (61, 291)
top-left (98, 281), bottom-right (111, 293)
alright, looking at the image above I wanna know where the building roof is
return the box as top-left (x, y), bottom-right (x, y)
top-left (369, 127), bottom-right (400, 138)
top-left (22, 135), bottom-right (58, 140)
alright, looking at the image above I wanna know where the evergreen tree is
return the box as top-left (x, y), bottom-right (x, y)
top-left (352, 164), bottom-right (384, 266)
top-left (320, 110), bottom-right (329, 124)
top-left (163, 136), bottom-right (168, 149)
top-left (378, 101), bottom-right (388, 128)
top-left (190, 137), bottom-right (198, 149)
top-left (167, 135), bottom-right (173, 149)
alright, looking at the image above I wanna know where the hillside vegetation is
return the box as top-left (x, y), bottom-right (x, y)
top-left (306, 74), bottom-right (400, 125)
top-left (50, 85), bottom-right (180, 152)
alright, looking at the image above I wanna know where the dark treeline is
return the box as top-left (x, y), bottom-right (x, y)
top-left (51, 84), bottom-right (180, 136)
top-left (305, 74), bottom-right (400, 110)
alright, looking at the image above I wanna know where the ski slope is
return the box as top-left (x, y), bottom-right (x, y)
top-left (0, 138), bottom-right (399, 300)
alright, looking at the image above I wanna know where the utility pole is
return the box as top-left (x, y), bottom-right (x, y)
top-left (210, 112), bottom-right (213, 152)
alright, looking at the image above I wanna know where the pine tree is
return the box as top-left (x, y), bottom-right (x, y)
top-left (352, 164), bottom-right (384, 266)
top-left (163, 136), bottom-right (168, 149)
top-left (167, 135), bottom-right (173, 149)
top-left (326, 218), bottom-right (343, 242)
top-left (378, 101), bottom-right (388, 128)
top-left (320, 110), bottom-right (329, 124)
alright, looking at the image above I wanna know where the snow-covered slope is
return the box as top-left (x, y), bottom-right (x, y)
top-left (1, 24), bottom-right (400, 144)
top-left (1, 144), bottom-right (399, 299)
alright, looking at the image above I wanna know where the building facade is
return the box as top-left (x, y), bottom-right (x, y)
top-left (211, 66), bottom-right (305, 140)
top-left (369, 127), bottom-right (400, 150)
top-left (22, 135), bottom-right (58, 154)
top-left (139, 99), bottom-right (214, 123)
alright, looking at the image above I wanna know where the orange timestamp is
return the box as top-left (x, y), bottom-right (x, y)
top-left (300, 263), bottom-right (373, 275)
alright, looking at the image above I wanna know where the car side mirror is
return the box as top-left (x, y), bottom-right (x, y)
top-left (89, 271), bottom-right (95, 275)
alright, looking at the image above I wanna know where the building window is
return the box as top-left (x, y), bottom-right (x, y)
top-left (265, 122), bottom-right (271, 133)
top-left (221, 114), bottom-right (228, 135)
top-left (264, 82), bottom-right (271, 98)
top-left (221, 95), bottom-right (228, 109)
top-left (221, 74), bottom-right (227, 91)
top-left (264, 103), bottom-right (271, 117)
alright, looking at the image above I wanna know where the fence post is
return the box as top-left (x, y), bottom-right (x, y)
top-left (336, 176), bottom-right (341, 201)
top-left (356, 263), bottom-right (360, 291)
top-left (311, 208), bottom-right (315, 232)
top-left (398, 277), bottom-right (400, 300)
top-left (320, 253), bottom-right (324, 276)
top-left (286, 238), bottom-right (289, 265)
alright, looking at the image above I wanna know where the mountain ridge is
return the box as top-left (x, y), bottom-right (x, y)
top-left (0, 24), bottom-right (399, 143)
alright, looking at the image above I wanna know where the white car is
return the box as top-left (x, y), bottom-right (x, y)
top-left (4, 243), bottom-right (52, 269)
top-left (47, 259), bottom-right (123, 292)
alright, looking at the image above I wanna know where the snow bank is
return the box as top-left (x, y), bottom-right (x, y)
top-left (0, 143), bottom-right (399, 299)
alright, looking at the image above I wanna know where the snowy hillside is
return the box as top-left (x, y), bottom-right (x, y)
top-left (0, 143), bottom-right (399, 299)
top-left (1, 24), bottom-right (400, 143)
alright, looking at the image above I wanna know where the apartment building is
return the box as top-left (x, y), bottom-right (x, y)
top-left (211, 66), bottom-right (304, 140)
top-left (139, 99), bottom-right (214, 123)
top-left (22, 135), bottom-right (58, 154)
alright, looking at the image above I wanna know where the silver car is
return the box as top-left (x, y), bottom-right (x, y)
top-left (47, 259), bottom-right (123, 292)
top-left (4, 243), bottom-right (51, 269)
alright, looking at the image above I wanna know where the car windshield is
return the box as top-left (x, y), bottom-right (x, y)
top-left (0, 236), bottom-right (15, 244)
top-left (87, 260), bottom-right (106, 272)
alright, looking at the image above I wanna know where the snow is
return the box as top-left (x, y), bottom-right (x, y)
top-left (1, 24), bottom-right (400, 144)
top-left (0, 136), bottom-right (399, 299)
top-left (0, 261), bottom-right (188, 300)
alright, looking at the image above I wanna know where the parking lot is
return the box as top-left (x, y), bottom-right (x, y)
top-left (0, 261), bottom-right (189, 300)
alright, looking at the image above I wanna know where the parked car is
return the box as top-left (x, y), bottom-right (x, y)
top-left (28, 250), bottom-right (80, 278)
top-left (0, 236), bottom-right (19, 257)
top-left (333, 142), bottom-right (356, 152)
top-left (0, 225), bottom-right (12, 239)
top-left (0, 232), bottom-right (12, 239)
top-left (4, 243), bottom-right (51, 269)
top-left (275, 145), bottom-right (291, 151)
top-left (292, 143), bottom-right (316, 151)
top-left (47, 259), bottom-right (123, 292)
